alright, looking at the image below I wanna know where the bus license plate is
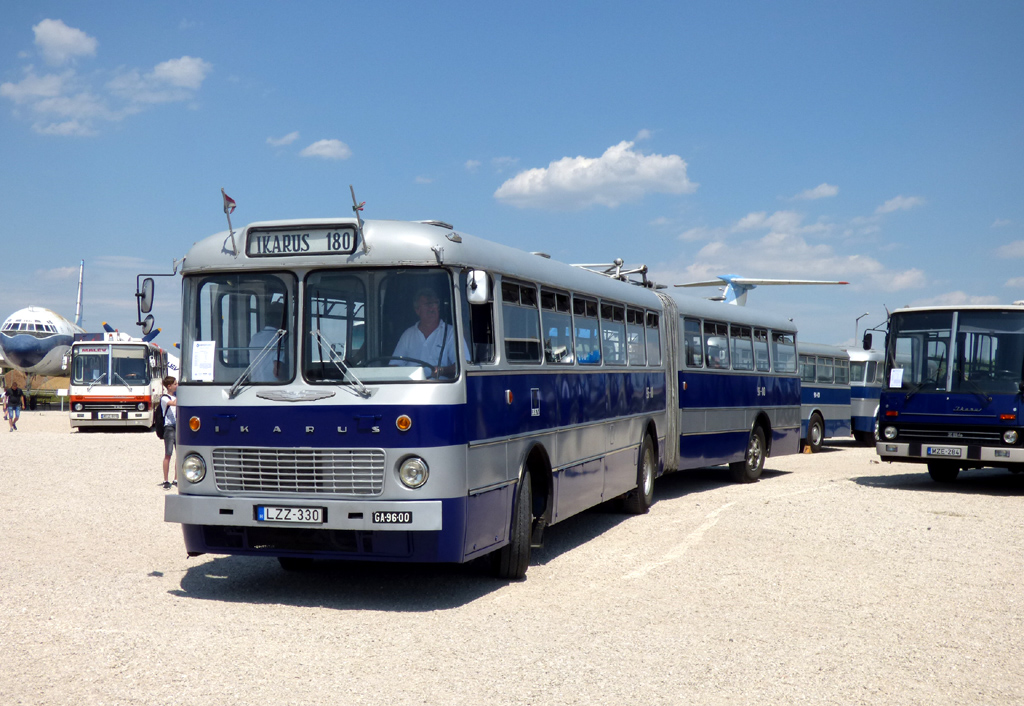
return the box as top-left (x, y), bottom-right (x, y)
top-left (256, 506), bottom-right (324, 524)
top-left (99, 412), bottom-right (120, 419)
top-left (927, 447), bottom-right (962, 458)
top-left (373, 511), bottom-right (413, 524)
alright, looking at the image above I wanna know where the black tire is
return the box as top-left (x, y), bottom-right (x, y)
top-left (623, 434), bottom-right (656, 514)
top-left (807, 414), bottom-right (824, 453)
top-left (730, 426), bottom-right (766, 483)
top-left (927, 462), bottom-right (960, 483)
top-left (278, 556), bottom-right (315, 571)
top-left (493, 473), bottom-right (532, 580)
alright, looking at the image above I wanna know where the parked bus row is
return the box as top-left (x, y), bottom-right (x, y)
top-left (157, 217), bottom-right (807, 578)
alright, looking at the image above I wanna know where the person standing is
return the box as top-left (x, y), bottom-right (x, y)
top-left (6, 382), bottom-right (26, 432)
top-left (160, 376), bottom-right (178, 489)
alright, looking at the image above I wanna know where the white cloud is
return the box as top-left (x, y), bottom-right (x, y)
top-left (33, 119), bottom-right (95, 136)
top-left (267, 131), bottom-right (300, 147)
top-left (33, 19), bottom-right (97, 66)
top-left (108, 56), bottom-right (212, 105)
top-left (910, 291), bottom-right (1000, 307)
top-left (36, 265), bottom-right (79, 280)
top-left (876, 195), bottom-right (925, 214)
top-left (992, 218), bottom-right (1012, 228)
top-left (300, 139), bottom-right (352, 160)
top-left (635, 128), bottom-right (652, 141)
top-left (997, 241), bottom-right (1024, 258)
top-left (494, 140), bottom-right (697, 210)
top-left (2, 22), bottom-right (212, 136)
top-left (733, 210), bottom-right (811, 234)
top-left (492, 156), bottom-right (519, 173)
top-left (1005, 277), bottom-right (1024, 288)
top-left (464, 159), bottom-right (481, 172)
top-left (415, 176), bottom-right (433, 184)
top-left (794, 183), bottom-right (838, 200)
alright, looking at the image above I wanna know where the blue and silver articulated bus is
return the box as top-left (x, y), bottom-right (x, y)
top-left (847, 346), bottom-right (884, 446)
top-left (797, 342), bottom-right (851, 452)
top-left (161, 217), bottom-right (801, 578)
top-left (877, 304), bottom-right (1024, 483)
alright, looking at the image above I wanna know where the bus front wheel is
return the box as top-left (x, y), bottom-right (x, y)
top-left (623, 434), bottom-right (655, 514)
top-left (927, 462), bottom-right (960, 483)
top-left (492, 473), bottom-right (532, 580)
top-left (807, 414), bottom-right (824, 453)
top-left (731, 426), bottom-right (765, 483)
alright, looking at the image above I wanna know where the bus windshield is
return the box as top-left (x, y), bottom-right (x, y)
top-left (304, 268), bottom-right (459, 384)
top-left (888, 309), bottom-right (1024, 394)
top-left (181, 268), bottom-right (461, 385)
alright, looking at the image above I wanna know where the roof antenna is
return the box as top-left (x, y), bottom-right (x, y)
top-left (221, 188), bottom-right (239, 256)
top-left (350, 185), bottom-right (369, 254)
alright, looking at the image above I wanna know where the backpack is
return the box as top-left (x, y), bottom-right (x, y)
top-left (154, 394), bottom-right (170, 439)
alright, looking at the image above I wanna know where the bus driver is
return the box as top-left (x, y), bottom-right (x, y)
top-left (392, 288), bottom-right (464, 379)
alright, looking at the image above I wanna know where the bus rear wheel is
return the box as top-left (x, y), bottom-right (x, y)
top-left (807, 413), bottom-right (824, 453)
top-left (730, 426), bottom-right (765, 483)
top-left (492, 473), bottom-right (532, 580)
top-left (927, 462), bottom-right (960, 483)
top-left (623, 434), bottom-right (655, 514)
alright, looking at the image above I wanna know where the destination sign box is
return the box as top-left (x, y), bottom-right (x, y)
top-left (246, 227), bottom-right (358, 257)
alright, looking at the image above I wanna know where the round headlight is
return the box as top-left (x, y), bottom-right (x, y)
top-left (74, 402), bottom-right (83, 412)
top-left (1004, 430), bottom-right (1019, 444)
top-left (398, 457), bottom-right (429, 489)
top-left (883, 426), bottom-right (898, 440)
top-left (137, 402), bottom-right (146, 411)
top-left (181, 454), bottom-right (207, 484)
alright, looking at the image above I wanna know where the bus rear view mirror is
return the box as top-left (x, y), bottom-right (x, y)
top-left (61, 353), bottom-right (69, 371)
top-left (139, 278), bottom-right (155, 314)
top-left (467, 270), bottom-right (491, 304)
top-left (141, 314), bottom-right (155, 336)
top-left (862, 331), bottom-right (873, 350)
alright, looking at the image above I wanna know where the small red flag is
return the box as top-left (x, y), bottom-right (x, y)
top-left (222, 189), bottom-right (236, 215)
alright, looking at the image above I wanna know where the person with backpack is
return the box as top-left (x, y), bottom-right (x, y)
top-left (158, 376), bottom-right (178, 489)
top-left (7, 382), bottom-right (27, 432)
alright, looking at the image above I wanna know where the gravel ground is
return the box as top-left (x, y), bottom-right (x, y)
top-left (2, 411), bottom-right (1023, 705)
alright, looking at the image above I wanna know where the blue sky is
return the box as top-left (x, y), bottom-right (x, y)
top-left (1, 2), bottom-right (1022, 349)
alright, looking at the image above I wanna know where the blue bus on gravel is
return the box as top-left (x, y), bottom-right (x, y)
top-left (848, 346), bottom-right (884, 446)
top-left (158, 216), bottom-right (801, 578)
top-left (797, 342), bottom-right (851, 452)
top-left (877, 304), bottom-right (1024, 483)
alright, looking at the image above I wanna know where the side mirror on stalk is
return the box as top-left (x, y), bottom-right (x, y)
top-left (467, 270), bottom-right (491, 304)
top-left (862, 331), bottom-right (873, 350)
top-left (139, 278), bottom-right (154, 314)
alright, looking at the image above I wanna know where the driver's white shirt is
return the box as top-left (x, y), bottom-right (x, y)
top-left (392, 321), bottom-right (459, 367)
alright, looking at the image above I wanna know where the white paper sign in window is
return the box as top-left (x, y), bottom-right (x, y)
top-left (192, 341), bottom-right (216, 382)
top-left (889, 367), bottom-right (904, 388)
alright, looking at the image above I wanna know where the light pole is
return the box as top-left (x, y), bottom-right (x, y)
top-left (855, 312), bottom-right (870, 346)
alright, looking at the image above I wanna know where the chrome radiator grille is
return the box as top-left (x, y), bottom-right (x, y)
top-left (212, 448), bottom-right (386, 495)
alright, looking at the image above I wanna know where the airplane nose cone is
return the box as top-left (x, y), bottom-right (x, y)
top-left (1, 333), bottom-right (52, 368)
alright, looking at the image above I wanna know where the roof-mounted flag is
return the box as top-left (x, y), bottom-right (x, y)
top-left (222, 189), bottom-right (236, 215)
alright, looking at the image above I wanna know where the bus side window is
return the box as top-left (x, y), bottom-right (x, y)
top-left (646, 311), bottom-right (661, 367)
top-left (460, 271), bottom-right (495, 364)
top-left (754, 328), bottom-right (771, 371)
top-left (626, 308), bottom-right (646, 366)
top-left (773, 332), bottom-right (797, 373)
top-left (541, 289), bottom-right (574, 364)
top-left (601, 302), bottom-right (627, 365)
top-left (502, 280), bottom-right (541, 363)
top-left (573, 297), bottom-right (601, 365)
top-left (704, 321), bottom-right (730, 369)
top-left (799, 354), bottom-right (815, 382)
top-left (835, 358), bottom-right (849, 385)
top-left (683, 317), bottom-right (703, 367)
top-left (731, 325), bottom-right (753, 371)
top-left (816, 356), bottom-right (834, 383)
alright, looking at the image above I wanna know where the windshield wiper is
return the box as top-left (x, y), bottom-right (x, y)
top-left (112, 372), bottom-right (133, 392)
top-left (228, 329), bottom-right (286, 398)
top-left (87, 373), bottom-right (107, 391)
top-left (955, 370), bottom-right (993, 404)
top-left (311, 329), bottom-right (371, 398)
